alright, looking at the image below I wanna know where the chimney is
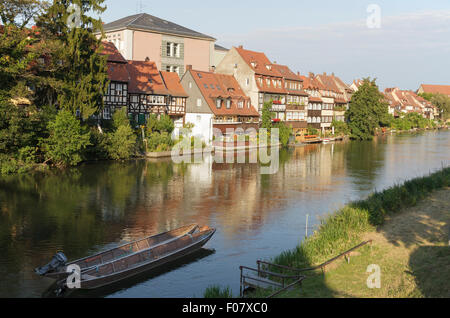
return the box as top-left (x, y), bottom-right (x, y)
top-left (309, 72), bottom-right (314, 78)
top-left (323, 72), bottom-right (326, 76)
top-left (238, 45), bottom-right (243, 49)
top-left (210, 66), bottom-right (216, 73)
top-left (332, 72), bottom-right (335, 77)
top-left (186, 65), bottom-right (192, 71)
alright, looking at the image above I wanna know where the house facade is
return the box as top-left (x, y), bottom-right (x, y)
top-left (272, 64), bottom-right (308, 136)
top-left (215, 46), bottom-right (287, 120)
top-left (99, 13), bottom-right (216, 75)
top-left (101, 42), bottom-right (187, 126)
top-left (300, 74), bottom-right (324, 132)
top-left (180, 66), bottom-right (259, 143)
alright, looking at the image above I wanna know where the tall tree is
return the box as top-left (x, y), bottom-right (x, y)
top-left (37, 0), bottom-right (109, 120)
top-left (0, 0), bottom-right (48, 28)
top-left (261, 101), bottom-right (274, 130)
top-left (345, 78), bottom-right (389, 140)
top-left (431, 93), bottom-right (450, 121)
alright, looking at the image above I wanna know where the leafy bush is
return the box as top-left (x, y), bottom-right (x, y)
top-left (105, 108), bottom-right (137, 160)
top-left (148, 132), bottom-right (173, 152)
top-left (273, 122), bottom-right (292, 146)
top-left (44, 110), bottom-right (91, 166)
top-left (331, 120), bottom-right (350, 136)
top-left (107, 125), bottom-right (136, 160)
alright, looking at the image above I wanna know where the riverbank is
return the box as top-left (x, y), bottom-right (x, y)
top-left (253, 167), bottom-right (450, 298)
top-left (204, 166), bottom-right (450, 298)
top-left (267, 186), bottom-right (450, 298)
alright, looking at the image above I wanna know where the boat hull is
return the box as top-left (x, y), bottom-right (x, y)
top-left (63, 229), bottom-right (216, 290)
top-left (41, 224), bottom-right (199, 281)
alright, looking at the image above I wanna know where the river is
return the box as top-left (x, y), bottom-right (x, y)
top-left (0, 130), bottom-right (449, 298)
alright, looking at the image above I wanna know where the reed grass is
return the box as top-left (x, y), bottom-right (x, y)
top-left (272, 167), bottom-right (450, 269)
top-left (203, 285), bottom-right (233, 298)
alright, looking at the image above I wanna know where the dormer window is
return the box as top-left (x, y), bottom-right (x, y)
top-left (251, 62), bottom-right (257, 68)
top-left (226, 99), bottom-right (231, 109)
top-left (266, 65), bottom-right (272, 71)
top-left (238, 100), bottom-right (244, 109)
top-left (216, 98), bottom-right (222, 108)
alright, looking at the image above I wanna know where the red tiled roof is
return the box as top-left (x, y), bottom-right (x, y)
top-left (101, 41), bottom-right (127, 63)
top-left (272, 64), bottom-right (303, 82)
top-left (189, 69), bottom-right (260, 117)
top-left (107, 62), bottom-right (130, 82)
top-left (308, 96), bottom-right (323, 103)
top-left (420, 84), bottom-right (450, 96)
top-left (160, 71), bottom-right (188, 97)
top-left (126, 60), bottom-right (168, 95)
top-left (235, 46), bottom-right (283, 77)
top-left (299, 75), bottom-right (325, 90)
top-left (272, 64), bottom-right (308, 96)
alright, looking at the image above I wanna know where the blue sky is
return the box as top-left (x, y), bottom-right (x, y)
top-left (100, 0), bottom-right (450, 90)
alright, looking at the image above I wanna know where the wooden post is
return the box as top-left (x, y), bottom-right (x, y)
top-left (305, 214), bottom-right (309, 239)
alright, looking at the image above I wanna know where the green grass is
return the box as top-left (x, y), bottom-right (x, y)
top-left (203, 285), bottom-right (233, 298)
top-left (205, 166), bottom-right (450, 298)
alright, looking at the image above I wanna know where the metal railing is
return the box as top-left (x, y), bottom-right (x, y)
top-left (239, 240), bottom-right (373, 298)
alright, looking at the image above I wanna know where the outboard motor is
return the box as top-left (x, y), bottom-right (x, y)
top-left (35, 252), bottom-right (68, 276)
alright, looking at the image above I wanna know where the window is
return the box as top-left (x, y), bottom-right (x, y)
top-left (103, 107), bottom-right (111, 120)
top-left (210, 84), bottom-right (215, 89)
top-left (189, 82), bottom-right (192, 89)
top-left (198, 73), bottom-right (202, 78)
top-left (166, 42), bottom-right (180, 57)
top-left (226, 99), bottom-right (231, 109)
top-left (197, 99), bottom-right (202, 107)
top-left (204, 84), bottom-right (208, 89)
top-left (216, 99), bottom-right (222, 108)
top-left (238, 101), bottom-right (244, 108)
top-left (246, 78), bottom-right (250, 86)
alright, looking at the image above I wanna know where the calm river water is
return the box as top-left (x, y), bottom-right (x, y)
top-left (0, 130), bottom-right (449, 298)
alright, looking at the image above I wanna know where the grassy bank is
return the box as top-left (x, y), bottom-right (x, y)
top-left (204, 166), bottom-right (450, 298)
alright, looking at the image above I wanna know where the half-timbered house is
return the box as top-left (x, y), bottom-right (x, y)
top-left (101, 42), bottom-right (130, 119)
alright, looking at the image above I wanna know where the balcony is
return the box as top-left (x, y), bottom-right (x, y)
top-left (286, 103), bottom-right (305, 111)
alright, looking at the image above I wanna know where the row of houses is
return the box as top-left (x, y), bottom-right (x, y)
top-left (352, 80), bottom-right (441, 120)
top-left (98, 13), bottom-right (445, 144)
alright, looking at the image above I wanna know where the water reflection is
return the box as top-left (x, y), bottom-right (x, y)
top-left (0, 131), bottom-right (449, 297)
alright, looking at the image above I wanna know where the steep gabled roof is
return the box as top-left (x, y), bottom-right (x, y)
top-left (100, 42), bottom-right (130, 82)
top-left (100, 41), bottom-right (127, 63)
top-left (272, 64), bottom-right (302, 82)
top-left (235, 46), bottom-right (283, 77)
top-left (160, 71), bottom-right (188, 97)
top-left (126, 60), bottom-right (168, 95)
top-left (189, 69), bottom-right (259, 117)
top-left (102, 13), bottom-right (215, 41)
top-left (419, 84), bottom-right (450, 96)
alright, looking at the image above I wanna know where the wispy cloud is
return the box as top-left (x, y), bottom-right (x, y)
top-left (217, 10), bottom-right (450, 89)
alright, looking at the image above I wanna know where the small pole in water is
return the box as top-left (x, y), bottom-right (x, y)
top-left (305, 214), bottom-right (309, 239)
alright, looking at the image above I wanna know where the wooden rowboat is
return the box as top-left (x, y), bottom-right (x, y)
top-left (36, 224), bottom-right (200, 281)
top-left (60, 226), bottom-right (216, 290)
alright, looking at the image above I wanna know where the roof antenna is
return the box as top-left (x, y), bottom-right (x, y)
top-left (136, 0), bottom-right (145, 13)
